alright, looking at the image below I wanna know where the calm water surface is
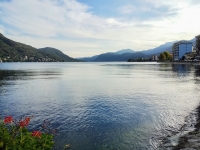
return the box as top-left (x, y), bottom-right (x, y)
top-left (0, 62), bottom-right (200, 150)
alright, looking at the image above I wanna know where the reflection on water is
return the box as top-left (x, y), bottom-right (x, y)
top-left (0, 62), bottom-right (200, 150)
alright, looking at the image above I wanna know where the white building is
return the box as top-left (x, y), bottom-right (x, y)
top-left (151, 55), bottom-right (158, 61)
top-left (172, 41), bottom-right (193, 60)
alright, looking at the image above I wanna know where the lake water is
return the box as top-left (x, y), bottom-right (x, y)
top-left (0, 62), bottom-right (200, 150)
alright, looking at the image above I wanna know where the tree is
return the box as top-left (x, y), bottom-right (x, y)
top-left (182, 55), bottom-right (186, 60)
top-left (163, 51), bottom-right (172, 60)
top-left (159, 53), bottom-right (166, 61)
top-left (158, 51), bottom-right (172, 61)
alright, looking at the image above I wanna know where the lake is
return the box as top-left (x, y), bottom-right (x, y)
top-left (0, 62), bottom-right (200, 150)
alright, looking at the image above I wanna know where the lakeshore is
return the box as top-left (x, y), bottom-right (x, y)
top-left (159, 104), bottom-right (200, 150)
top-left (159, 61), bottom-right (200, 64)
top-left (173, 105), bottom-right (200, 150)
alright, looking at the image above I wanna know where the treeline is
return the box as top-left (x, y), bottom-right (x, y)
top-left (158, 51), bottom-right (172, 61)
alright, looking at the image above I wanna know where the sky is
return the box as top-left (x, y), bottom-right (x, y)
top-left (0, 0), bottom-right (200, 58)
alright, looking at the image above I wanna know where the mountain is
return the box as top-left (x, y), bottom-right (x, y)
top-left (77, 49), bottom-right (135, 62)
top-left (0, 33), bottom-right (40, 61)
top-left (92, 52), bottom-right (146, 62)
top-left (116, 49), bottom-right (135, 54)
top-left (78, 55), bottom-right (99, 62)
top-left (79, 38), bottom-right (197, 62)
top-left (78, 42), bottom-right (177, 62)
top-left (142, 38), bottom-right (196, 56)
top-left (141, 41), bottom-right (176, 55)
top-left (0, 33), bottom-right (79, 62)
top-left (38, 47), bottom-right (80, 62)
top-left (93, 53), bottom-right (118, 62)
top-left (190, 38), bottom-right (196, 47)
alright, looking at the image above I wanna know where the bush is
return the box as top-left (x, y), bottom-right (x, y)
top-left (0, 116), bottom-right (55, 150)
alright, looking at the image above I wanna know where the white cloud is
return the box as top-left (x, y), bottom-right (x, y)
top-left (118, 5), bottom-right (136, 14)
top-left (0, 0), bottom-right (96, 38)
top-left (0, 0), bottom-right (200, 57)
top-left (146, 3), bottom-right (200, 39)
top-left (143, 0), bottom-right (190, 9)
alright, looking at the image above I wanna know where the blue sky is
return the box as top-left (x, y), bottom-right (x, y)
top-left (0, 0), bottom-right (200, 57)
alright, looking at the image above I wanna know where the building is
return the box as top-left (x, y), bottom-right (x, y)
top-left (195, 34), bottom-right (200, 59)
top-left (172, 40), bottom-right (193, 60)
top-left (29, 57), bottom-right (34, 61)
top-left (151, 55), bottom-right (158, 61)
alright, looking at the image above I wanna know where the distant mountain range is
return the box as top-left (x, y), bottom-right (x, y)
top-left (142, 41), bottom-right (175, 55)
top-left (0, 33), bottom-right (197, 62)
top-left (0, 33), bottom-right (80, 62)
top-left (78, 39), bottom-right (196, 62)
top-left (116, 49), bottom-right (136, 54)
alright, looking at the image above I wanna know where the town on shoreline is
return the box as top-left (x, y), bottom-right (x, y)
top-left (1, 34), bottom-right (200, 63)
top-left (128, 34), bottom-right (200, 63)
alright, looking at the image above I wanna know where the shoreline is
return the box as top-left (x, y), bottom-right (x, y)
top-left (159, 61), bottom-right (200, 64)
top-left (173, 105), bottom-right (200, 150)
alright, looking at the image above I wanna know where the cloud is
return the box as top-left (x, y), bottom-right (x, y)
top-left (146, 2), bottom-right (200, 36)
top-left (0, 0), bottom-right (95, 38)
top-left (0, 0), bottom-right (200, 57)
top-left (117, 0), bottom-right (180, 21)
top-left (117, 5), bottom-right (136, 14)
top-left (143, 0), bottom-right (189, 8)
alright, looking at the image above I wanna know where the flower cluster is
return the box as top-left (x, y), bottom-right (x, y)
top-left (4, 116), bottom-right (13, 124)
top-left (0, 116), bottom-right (55, 150)
top-left (32, 131), bottom-right (42, 138)
top-left (18, 116), bottom-right (32, 128)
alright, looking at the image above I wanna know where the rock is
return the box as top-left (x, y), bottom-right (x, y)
top-left (64, 144), bottom-right (71, 149)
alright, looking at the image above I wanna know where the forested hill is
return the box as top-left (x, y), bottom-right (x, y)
top-left (38, 47), bottom-right (79, 62)
top-left (0, 33), bottom-right (80, 62)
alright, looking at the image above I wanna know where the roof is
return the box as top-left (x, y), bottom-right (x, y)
top-left (173, 40), bottom-right (193, 46)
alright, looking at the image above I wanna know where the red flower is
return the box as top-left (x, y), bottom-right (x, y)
top-left (32, 131), bottom-right (42, 138)
top-left (19, 116), bottom-right (32, 127)
top-left (19, 121), bottom-right (25, 128)
top-left (4, 116), bottom-right (13, 124)
top-left (24, 117), bottom-right (31, 126)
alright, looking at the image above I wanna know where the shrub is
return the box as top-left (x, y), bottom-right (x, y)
top-left (0, 116), bottom-right (54, 150)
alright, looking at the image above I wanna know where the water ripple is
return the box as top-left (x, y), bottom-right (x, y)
top-left (0, 62), bottom-right (200, 149)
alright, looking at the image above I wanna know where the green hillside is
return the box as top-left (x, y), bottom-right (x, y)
top-left (38, 47), bottom-right (80, 62)
top-left (0, 33), bottom-right (79, 62)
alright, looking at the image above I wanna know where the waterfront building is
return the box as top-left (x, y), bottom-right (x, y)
top-left (172, 41), bottom-right (193, 60)
top-left (151, 55), bottom-right (158, 61)
top-left (195, 34), bottom-right (200, 59)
